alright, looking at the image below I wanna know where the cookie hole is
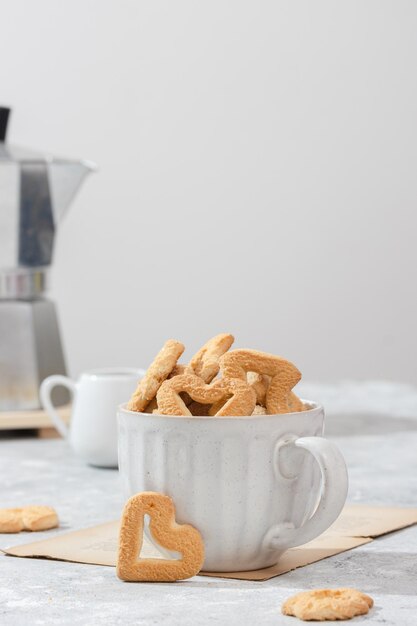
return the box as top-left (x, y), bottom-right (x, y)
top-left (143, 514), bottom-right (182, 561)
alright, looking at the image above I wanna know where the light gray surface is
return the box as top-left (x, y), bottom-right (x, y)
top-left (1, 414), bottom-right (417, 625)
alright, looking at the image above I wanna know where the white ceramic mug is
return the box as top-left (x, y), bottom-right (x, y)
top-left (40, 368), bottom-right (144, 468)
top-left (118, 402), bottom-right (348, 572)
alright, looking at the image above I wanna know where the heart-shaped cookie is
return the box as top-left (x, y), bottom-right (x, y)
top-left (156, 373), bottom-right (256, 417)
top-left (220, 349), bottom-right (303, 414)
top-left (117, 492), bottom-right (205, 582)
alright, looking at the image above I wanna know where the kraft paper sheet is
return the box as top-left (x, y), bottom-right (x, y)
top-left (3, 504), bottom-right (417, 581)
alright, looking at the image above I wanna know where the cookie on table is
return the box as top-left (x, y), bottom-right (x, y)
top-left (0, 506), bottom-right (58, 533)
top-left (117, 491), bottom-right (204, 582)
top-left (282, 588), bottom-right (374, 621)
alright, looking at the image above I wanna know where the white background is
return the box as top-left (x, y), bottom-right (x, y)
top-left (1, 1), bottom-right (416, 383)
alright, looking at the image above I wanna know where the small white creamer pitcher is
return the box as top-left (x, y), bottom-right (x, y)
top-left (40, 368), bottom-right (144, 468)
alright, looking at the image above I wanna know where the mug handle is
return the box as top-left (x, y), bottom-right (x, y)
top-left (263, 435), bottom-right (348, 551)
top-left (40, 375), bottom-right (77, 439)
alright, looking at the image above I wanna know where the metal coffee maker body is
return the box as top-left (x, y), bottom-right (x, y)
top-left (0, 107), bottom-right (95, 411)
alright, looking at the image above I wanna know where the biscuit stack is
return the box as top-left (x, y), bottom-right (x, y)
top-left (127, 334), bottom-right (306, 417)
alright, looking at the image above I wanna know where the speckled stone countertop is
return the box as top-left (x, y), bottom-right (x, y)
top-left (1, 410), bottom-right (417, 626)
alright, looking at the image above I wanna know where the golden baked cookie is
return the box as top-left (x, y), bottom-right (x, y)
top-left (117, 492), bottom-right (204, 582)
top-left (220, 349), bottom-right (302, 414)
top-left (282, 588), bottom-right (374, 621)
top-left (157, 373), bottom-right (256, 417)
top-left (143, 398), bottom-right (158, 414)
top-left (0, 508), bottom-right (24, 533)
top-left (168, 363), bottom-right (187, 378)
top-left (127, 339), bottom-right (185, 412)
top-left (188, 334), bottom-right (234, 383)
top-left (0, 506), bottom-right (58, 533)
top-left (288, 391), bottom-right (305, 412)
top-left (21, 506), bottom-right (59, 531)
top-left (170, 365), bottom-right (194, 407)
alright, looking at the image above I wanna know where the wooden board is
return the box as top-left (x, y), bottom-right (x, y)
top-left (0, 405), bottom-right (71, 430)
